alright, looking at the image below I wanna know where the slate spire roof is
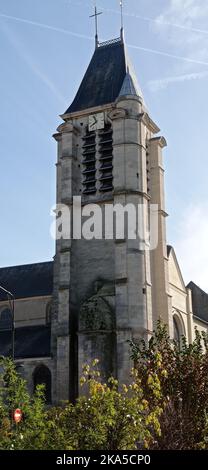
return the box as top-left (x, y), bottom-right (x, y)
top-left (119, 71), bottom-right (138, 97)
top-left (65, 37), bottom-right (144, 115)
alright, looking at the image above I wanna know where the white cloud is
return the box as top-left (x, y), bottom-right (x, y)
top-left (1, 8), bottom-right (208, 69)
top-left (104, 0), bottom-right (208, 70)
top-left (147, 70), bottom-right (208, 92)
top-left (155, 0), bottom-right (208, 30)
top-left (154, 0), bottom-right (208, 64)
top-left (173, 203), bottom-right (208, 292)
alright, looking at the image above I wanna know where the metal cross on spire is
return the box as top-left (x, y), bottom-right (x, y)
top-left (90, 2), bottom-right (103, 48)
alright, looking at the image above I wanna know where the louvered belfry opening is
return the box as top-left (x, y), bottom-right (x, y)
top-left (82, 122), bottom-right (114, 195)
top-left (82, 129), bottom-right (97, 194)
top-left (98, 123), bottom-right (113, 192)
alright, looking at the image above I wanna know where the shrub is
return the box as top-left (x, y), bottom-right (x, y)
top-left (0, 358), bottom-right (162, 450)
top-left (130, 321), bottom-right (208, 449)
top-left (0, 357), bottom-right (48, 450)
top-left (49, 361), bottom-right (162, 450)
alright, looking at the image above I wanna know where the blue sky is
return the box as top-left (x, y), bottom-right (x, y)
top-left (0, 0), bottom-right (208, 290)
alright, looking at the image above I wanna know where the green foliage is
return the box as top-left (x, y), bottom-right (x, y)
top-left (0, 357), bottom-right (48, 450)
top-left (0, 358), bottom-right (162, 450)
top-left (47, 361), bottom-right (162, 450)
top-left (3, 320), bottom-right (208, 451)
top-left (130, 321), bottom-right (208, 450)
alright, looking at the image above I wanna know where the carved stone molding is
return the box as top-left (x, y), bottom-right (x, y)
top-left (139, 112), bottom-right (160, 134)
top-left (150, 136), bottom-right (167, 148)
top-left (56, 122), bottom-right (80, 135)
top-left (79, 295), bottom-right (115, 332)
top-left (108, 108), bottom-right (127, 121)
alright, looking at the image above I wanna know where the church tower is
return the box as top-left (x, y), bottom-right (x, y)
top-left (52, 26), bottom-right (171, 402)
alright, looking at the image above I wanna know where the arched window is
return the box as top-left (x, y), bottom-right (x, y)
top-left (33, 365), bottom-right (52, 404)
top-left (46, 302), bottom-right (52, 325)
top-left (173, 315), bottom-right (183, 347)
top-left (0, 308), bottom-right (12, 331)
top-left (173, 317), bottom-right (180, 343)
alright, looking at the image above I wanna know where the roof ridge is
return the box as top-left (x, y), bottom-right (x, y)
top-left (0, 260), bottom-right (53, 271)
top-left (98, 37), bottom-right (122, 48)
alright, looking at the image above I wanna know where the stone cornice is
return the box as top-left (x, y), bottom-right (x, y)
top-left (53, 132), bottom-right (61, 142)
top-left (150, 164), bottom-right (165, 173)
top-left (116, 95), bottom-right (143, 106)
top-left (0, 295), bottom-right (52, 304)
top-left (113, 141), bottom-right (145, 149)
top-left (60, 103), bottom-right (113, 121)
top-left (139, 112), bottom-right (160, 134)
top-left (158, 209), bottom-right (169, 218)
top-left (15, 357), bottom-right (52, 363)
top-left (113, 189), bottom-right (151, 201)
top-left (170, 283), bottom-right (188, 296)
top-left (57, 121), bottom-right (80, 135)
top-left (150, 136), bottom-right (167, 148)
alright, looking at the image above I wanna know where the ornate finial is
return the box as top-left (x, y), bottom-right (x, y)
top-left (90, 2), bottom-right (103, 48)
top-left (120, 0), bottom-right (124, 41)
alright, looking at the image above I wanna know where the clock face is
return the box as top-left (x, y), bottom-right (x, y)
top-left (88, 113), bottom-right (105, 131)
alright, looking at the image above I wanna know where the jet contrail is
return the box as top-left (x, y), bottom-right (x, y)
top-left (148, 71), bottom-right (208, 92)
top-left (0, 12), bottom-right (94, 41)
top-left (1, 12), bottom-right (208, 67)
top-left (102, 7), bottom-right (208, 37)
top-left (66, 0), bottom-right (208, 37)
top-left (129, 44), bottom-right (208, 67)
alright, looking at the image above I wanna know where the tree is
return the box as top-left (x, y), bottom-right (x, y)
top-left (130, 321), bottom-right (208, 450)
top-left (0, 358), bottom-right (162, 450)
top-left (48, 360), bottom-right (162, 450)
top-left (0, 357), bottom-right (48, 450)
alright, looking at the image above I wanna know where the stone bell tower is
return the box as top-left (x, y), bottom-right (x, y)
top-left (51, 30), bottom-right (171, 403)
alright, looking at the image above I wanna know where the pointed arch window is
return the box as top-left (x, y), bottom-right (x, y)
top-left (46, 302), bottom-right (52, 325)
top-left (33, 365), bottom-right (52, 404)
top-left (173, 315), bottom-right (184, 348)
top-left (173, 317), bottom-right (180, 344)
top-left (0, 308), bottom-right (12, 331)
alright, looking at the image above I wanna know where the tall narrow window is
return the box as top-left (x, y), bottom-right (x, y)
top-left (173, 316), bottom-right (181, 346)
top-left (0, 308), bottom-right (12, 331)
top-left (46, 302), bottom-right (52, 325)
top-left (82, 129), bottom-right (96, 194)
top-left (33, 365), bottom-right (52, 404)
top-left (99, 123), bottom-right (113, 192)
